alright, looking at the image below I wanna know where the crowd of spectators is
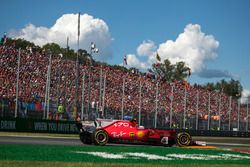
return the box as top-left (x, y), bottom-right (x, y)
top-left (0, 45), bottom-right (249, 129)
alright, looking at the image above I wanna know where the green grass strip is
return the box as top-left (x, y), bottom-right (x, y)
top-left (0, 144), bottom-right (250, 165)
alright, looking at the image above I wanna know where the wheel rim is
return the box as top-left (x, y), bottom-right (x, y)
top-left (180, 135), bottom-right (188, 144)
top-left (97, 133), bottom-right (106, 143)
top-left (95, 130), bottom-right (108, 145)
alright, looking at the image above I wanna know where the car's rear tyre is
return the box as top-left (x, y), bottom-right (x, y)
top-left (176, 132), bottom-right (192, 147)
top-left (94, 130), bottom-right (109, 146)
top-left (80, 132), bottom-right (93, 144)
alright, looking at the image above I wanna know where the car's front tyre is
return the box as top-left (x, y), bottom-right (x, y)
top-left (176, 132), bottom-right (192, 147)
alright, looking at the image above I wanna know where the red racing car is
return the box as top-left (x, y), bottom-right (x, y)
top-left (76, 119), bottom-right (202, 147)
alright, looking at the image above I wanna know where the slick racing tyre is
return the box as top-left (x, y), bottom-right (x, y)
top-left (176, 132), bottom-right (192, 147)
top-left (80, 131), bottom-right (93, 144)
top-left (94, 130), bottom-right (109, 146)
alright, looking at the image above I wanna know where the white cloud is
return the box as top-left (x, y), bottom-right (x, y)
top-left (127, 24), bottom-right (227, 78)
top-left (157, 24), bottom-right (219, 73)
top-left (137, 40), bottom-right (156, 56)
top-left (9, 13), bottom-right (112, 61)
top-left (241, 89), bottom-right (250, 103)
top-left (126, 54), bottom-right (147, 69)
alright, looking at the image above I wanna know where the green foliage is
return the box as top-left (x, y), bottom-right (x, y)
top-left (151, 59), bottom-right (189, 82)
top-left (174, 62), bottom-right (190, 81)
top-left (5, 38), bottom-right (38, 51)
top-left (42, 43), bottom-right (61, 55)
top-left (204, 79), bottom-right (243, 98)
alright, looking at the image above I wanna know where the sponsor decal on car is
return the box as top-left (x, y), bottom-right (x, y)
top-left (129, 132), bottom-right (135, 138)
top-left (111, 131), bottom-right (126, 138)
top-left (137, 131), bottom-right (145, 138)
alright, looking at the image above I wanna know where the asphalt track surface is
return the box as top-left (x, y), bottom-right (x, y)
top-left (0, 135), bottom-right (249, 150)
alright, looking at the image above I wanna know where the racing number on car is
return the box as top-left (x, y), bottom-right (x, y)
top-left (114, 122), bottom-right (129, 127)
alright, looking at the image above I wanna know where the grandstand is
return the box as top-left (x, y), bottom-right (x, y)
top-left (0, 44), bottom-right (249, 132)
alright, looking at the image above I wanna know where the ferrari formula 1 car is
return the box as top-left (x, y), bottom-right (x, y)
top-left (76, 119), bottom-right (203, 147)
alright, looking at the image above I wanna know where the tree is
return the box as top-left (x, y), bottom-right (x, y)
top-left (205, 79), bottom-right (242, 98)
top-left (78, 49), bottom-right (90, 64)
top-left (151, 59), bottom-right (189, 82)
top-left (228, 79), bottom-right (242, 98)
top-left (42, 43), bottom-right (62, 55)
top-left (5, 38), bottom-right (37, 51)
top-left (173, 62), bottom-right (190, 81)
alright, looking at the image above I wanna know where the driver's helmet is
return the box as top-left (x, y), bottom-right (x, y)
top-left (131, 118), bottom-right (136, 122)
top-left (124, 115), bottom-right (133, 120)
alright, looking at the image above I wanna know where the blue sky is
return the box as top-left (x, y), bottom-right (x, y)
top-left (1, 0), bottom-right (250, 96)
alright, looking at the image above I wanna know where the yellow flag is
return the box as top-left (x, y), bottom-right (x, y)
top-left (156, 52), bottom-right (161, 61)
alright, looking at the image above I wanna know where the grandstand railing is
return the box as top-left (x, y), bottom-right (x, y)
top-left (0, 97), bottom-right (249, 133)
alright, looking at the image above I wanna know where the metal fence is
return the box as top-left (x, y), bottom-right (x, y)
top-left (1, 95), bottom-right (249, 132)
